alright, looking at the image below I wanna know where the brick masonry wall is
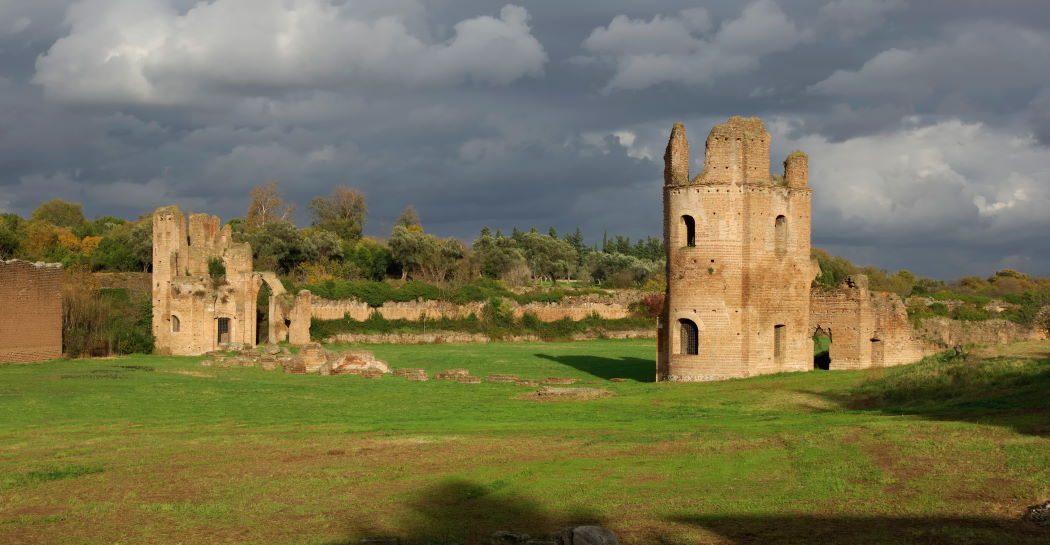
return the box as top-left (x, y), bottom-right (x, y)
top-left (811, 277), bottom-right (934, 370)
top-left (0, 260), bottom-right (63, 363)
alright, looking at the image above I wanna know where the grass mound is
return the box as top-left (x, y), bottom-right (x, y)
top-left (850, 346), bottom-right (1050, 411)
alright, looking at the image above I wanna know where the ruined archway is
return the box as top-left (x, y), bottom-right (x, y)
top-left (812, 325), bottom-right (832, 370)
top-left (252, 272), bottom-right (288, 344)
top-left (256, 283), bottom-right (271, 344)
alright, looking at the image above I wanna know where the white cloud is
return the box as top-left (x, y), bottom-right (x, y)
top-left (771, 119), bottom-right (1050, 240)
top-left (810, 22), bottom-right (1050, 104)
top-left (33, 0), bottom-right (547, 104)
top-left (582, 0), bottom-right (808, 91)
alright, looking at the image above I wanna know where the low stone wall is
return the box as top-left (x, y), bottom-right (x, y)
top-left (308, 292), bottom-right (641, 323)
top-left (916, 317), bottom-right (1047, 347)
top-left (323, 328), bottom-right (654, 345)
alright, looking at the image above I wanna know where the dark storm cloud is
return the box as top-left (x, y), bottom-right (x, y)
top-left (0, 0), bottom-right (1049, 278)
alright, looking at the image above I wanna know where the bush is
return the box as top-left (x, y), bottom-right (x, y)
top-left (63, 271), bottom-right (154, 357)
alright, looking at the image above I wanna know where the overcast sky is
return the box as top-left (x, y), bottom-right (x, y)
top-left (1, 0), bottom-right (1049, 279)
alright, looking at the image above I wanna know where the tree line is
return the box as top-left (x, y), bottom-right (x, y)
top-left (0, 182), bottom-right (667, 290)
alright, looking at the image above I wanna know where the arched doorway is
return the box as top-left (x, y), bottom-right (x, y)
top-left (813, 326), bottom-right (831, 370)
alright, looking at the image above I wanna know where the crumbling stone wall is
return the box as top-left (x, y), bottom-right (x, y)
top-left (916, 317), bottom-right (1046, 347)
top-left (810, 275), bottom-right (933, 370)
top-left (658, 117), bottom-right (817, 381)
top-left (303, 295), bottom-right (633, 323)
top-left (0, 260), bottom-right (63, 363)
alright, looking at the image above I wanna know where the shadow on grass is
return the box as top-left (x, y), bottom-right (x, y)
top-left (534, 354), bottom-right (655, 382)
top-left (345, 478), bottom-right (603, 544)
top-left (667, 514), bottom-right (1046, 545)
top-left (810, 351), bottom-right (1050, 437)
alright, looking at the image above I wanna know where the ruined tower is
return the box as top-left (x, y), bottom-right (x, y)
top-left (152, 206), bottom-right (259, 355)
top-left (658, 117), bottom-right (817, 381)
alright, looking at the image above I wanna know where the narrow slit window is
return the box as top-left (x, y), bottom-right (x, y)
top-left (774, 215), bottom-right (787, 256)
top-left (679, 319), bottom-right (699, 355)
top-left (774, 324), bottom-right (786, 363)
top-left (171, 315), bottom-right (180, 333)
top-left (682, 215), bottom-right (696, 247)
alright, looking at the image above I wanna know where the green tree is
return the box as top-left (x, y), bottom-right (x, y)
top-left (472, 228), bottom-right (525, 279)
top-left (239, 221), bottom-right (308, 274)
top-left (519, 231), bottom-right (577, 283)
top-left (309, 186), bottom-right (367, 241)
top-left (389, 225), bottom-right (465, 282)
top-left (344, 237), bottom-right (394, 281)
top-left (0, 213), bottom-right (25, 259)
top-left (396, 205), bottom-right (421, 228)
top-left (31, 199), bottom-right (87, 231)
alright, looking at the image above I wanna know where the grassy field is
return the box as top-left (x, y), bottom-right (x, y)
top-left (1, 339), bottom-right (1048, 544)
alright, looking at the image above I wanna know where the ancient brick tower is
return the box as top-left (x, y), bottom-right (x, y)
top-left (152, 206), bottom-right (258, 355)
top-left (657, 117), bottom-right (816, 381)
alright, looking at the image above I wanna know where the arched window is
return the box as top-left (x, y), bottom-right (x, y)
top-left (682, 215), bottom-right (696, 247)
top-left (171, 315), bottom-right (181, 333)
top-left (679, 319), bottom-right (699, 355)
top-left (774, 215), bottom-right (787, 255)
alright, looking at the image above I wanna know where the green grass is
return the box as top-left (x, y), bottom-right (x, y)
top-left (0, 339), bottom-right (1048, 544)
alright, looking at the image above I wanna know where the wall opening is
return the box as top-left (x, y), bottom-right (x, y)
top-left (774, 215), bottom-right (787, 256)
top-left (682, 215), bottom-right (696, 247)
top-left (256, 284), bottom-right (271, 344)
top-left (871, 338), bottom-right (884, 367)
top-left (774, 324), bottom-right (786, 364)
top-left (813, 327), bottom-right (831, 370)
top-left (171, 315), bottom-right (180, 333)
top-left (679, 319), bottom-right (698, 355)
top-left (217, 317), bottom-right (231, 345)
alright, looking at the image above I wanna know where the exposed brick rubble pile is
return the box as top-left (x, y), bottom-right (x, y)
top-left (434, 368), bottom-right (471, 381)
top-left (393, 368), bottom-right (429, 382)
top-left (200, 342), bottom-right (390, 378)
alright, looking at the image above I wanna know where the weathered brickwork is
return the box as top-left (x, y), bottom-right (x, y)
top-left (0, 260), bottom-right (63, 363)
top-left (658, 117), bottom-right (932, 381)
top-left (152, 206), bottom-right (289, 356)
top-left (658, 118), bottom-right (817, 381)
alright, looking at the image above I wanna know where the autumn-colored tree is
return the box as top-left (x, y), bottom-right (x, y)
top-left (245, 182), bottom-right (296, 228)
top-left (309, 186), bottom-right (367, 241)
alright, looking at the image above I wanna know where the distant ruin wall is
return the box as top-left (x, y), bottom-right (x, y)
top-left (305, 294), bottom-right (638, 323)
top-left (0, 260), bottom-right (63, 363)
top-left (324, 329), bottom-right (653, 345)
